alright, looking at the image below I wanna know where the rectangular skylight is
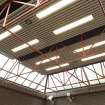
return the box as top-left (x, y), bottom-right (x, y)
top-left (36, 56), bottom-right (60, 65)
top-left (11, 39), bottom-right (39, 52)
top-left (36, 0), bottom-right (77, 19)
top-left (53, 15), bottom-right (94, 35)
top-left (46, 63), bottom-right (69, 71)
top-left (81, 52), bottom-right (105, 61)
top-left (73, 40), bottom-right (105, 53)
top-left (0, 25), bottom-right (22, 41)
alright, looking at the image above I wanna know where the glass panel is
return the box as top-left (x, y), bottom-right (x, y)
top-left (23, 80), bottom-right (31, 87)
top-left (0, 54), bottom-right (8, 68)
top-left (72, 83), bottom-right (80, 88)
top-left (3, 59), bottom-right (16, 71)
top-left (46, 89), bottom-right (53, 93)
top-left (84, 67), bottom-right (97, 80)
top-left (34, 75), bottom-right (44, 83)
top-left (99, 79), bottom-right (105, 83)
top-left (8, 77), bottom-right (17, 82)
top-left (93, 63), bottom-right (103, 78)
top-left (90, 80), bottom-right (99, 85)
top-left (29, 83), bottom-right (37, 89)
top-left (27, 72), bottom-right (38, 81)
top-left (0, 70), bottom-right (7, 78)
top-left (16, 77), bottom-right (25, 84)
top-left (21, 68), bottom-right (32, 74)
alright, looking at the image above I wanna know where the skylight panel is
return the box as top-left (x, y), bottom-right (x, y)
top-left (0, 54), bottom-right (8, 68)
top-left (23, 80), bottom-right (31, 87)
top-left (11, 39), bottom-right (39, 52)
top-left (27, 72), bottom-right (38, 81)
top-left (29, 83), bottom-right (37, 89)
top-left (72, 84), bottom-right (80, 88)
top-left (16, 77), bottom-right (25, 84)
top-left (73, 40), bottom-right (105, 53)
top-left (0, 25), bottom-right (22, 41)
top-left (84, 67), bottom-right (97, 80)
top-left (99, 79), bottom-right (105, 83)
top-left (21, 68), bottom-right (32, 74)
top-left (0, 70), bottom-right (7, 78)
top-left (35, 56), bottom-right (60, 65)
top-left (46, 63), bottom-right (69, 71)
top-left (53, 15), bottom-right (94, 35)
top-left (8, 77), bottom-right (17, 82)
top-left (81, 52), bottom-right (105, 61)
top-left (90, 80), bottom-right (99, 85)
top-left (36, 0), bottom-right (77, 19)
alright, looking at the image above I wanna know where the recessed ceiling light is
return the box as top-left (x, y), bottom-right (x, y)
top-left (73, 40), bottom-right (105, 53)
top-left (46, 63), bottom-right (69, 71)
top-left (36, 0), bottom-right (77, 19)
top-left (11, 39), bottom-right (39, 52)
top-left (53, 15), bottom-right (94, 35)
top-left (0, 25), bottom-right (22, 41)
top-left (81, 52), bottom-right (105, 61)
top-left (36, 56), bottom-right (60, 65)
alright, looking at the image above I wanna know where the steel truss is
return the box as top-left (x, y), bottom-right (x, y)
top-left (0, 54), bottom-right (105, 94)
top-left (0, 0), bottom-right (52, 27)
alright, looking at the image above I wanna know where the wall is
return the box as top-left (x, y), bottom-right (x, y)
top-left (1, 79), bottom-right (105, 105)
top-left (0, 86), bottom-right (45, 105)
top-left (46, 91), bottom-right (105, 105)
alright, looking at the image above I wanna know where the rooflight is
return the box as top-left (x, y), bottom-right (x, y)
top-left (12, 39), bottom-right (39, 52)
top-left (53, 15), bottom-right (94, 35)
top-left (81, 52), bottom-right (105, 61)
top-left (73, 40), bottom-right (105, 53)
top-left (36, 56), bottom-right (60, 65)
top-left (0, 25), bottom-right (22, 41)
top-left (36, 0), bottom-right (77, 19)
top-left (46, 63), bottom-right (69, 71)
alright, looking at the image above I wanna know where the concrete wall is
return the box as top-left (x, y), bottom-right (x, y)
top-left (0, 86), bottom-right (45, 105)
top-left (46, 91), bottom-right (105, 105)
top-left (1, 80), bottom-right (105, 105)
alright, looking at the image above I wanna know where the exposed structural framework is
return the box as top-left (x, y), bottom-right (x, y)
top-left (0, 0), bottom-right (105, 96)
top-left (0, 0), bottom-right (50, 26)
top-left (0, 53), bottom-right (105, 94)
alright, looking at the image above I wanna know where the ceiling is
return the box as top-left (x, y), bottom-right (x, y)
top-left (1, 0), bottom-right (105, 95)
top-left (0, 0), bottom-right (105, 75)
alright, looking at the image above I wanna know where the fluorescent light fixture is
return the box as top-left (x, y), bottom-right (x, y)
top-left (46, 66), bottom-right (60, 71)
top-left (53, 15), bottom-right (94, 35)
top-left (36, 56), bottom-right (60, 65)
top-left (93, 40), bottom-right (105, 47)
top-left (36, 0), bottom-right (77, 19)
top-left (73, 45), bottom-right (92, 53)
top-left (81, 52), bottom-right (105, 61)
top-left (46, 63), bottom-right (69, 71)
top-left (60, 63), bottom-right (69, 67)
top-left (73, 40), bottom-right (105, 53)
top-left (12, 39), bottom-right (39, 52)
top-left (0, 25), bottom-right (22, 41)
